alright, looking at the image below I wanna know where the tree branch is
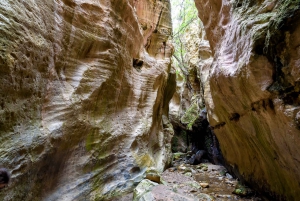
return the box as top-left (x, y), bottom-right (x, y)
top-left (172, 16), bottom-right (198, 38)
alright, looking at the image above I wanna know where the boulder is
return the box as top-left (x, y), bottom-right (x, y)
top-left (188, 150), bottom-right (206, 165)
top-left (145, 167), bottom-right (161, 184)
top-left (133, 179), bottom-right (159, 201)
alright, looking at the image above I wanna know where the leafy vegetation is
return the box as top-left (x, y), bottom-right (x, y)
top-left (170, 0), bottom-right (200, 78)
top-left (180, 101), bottom-right (199, 130)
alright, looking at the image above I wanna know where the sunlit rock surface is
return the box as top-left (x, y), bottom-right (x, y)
top-left (0, 0), bottom-right (174, 200)
top-left (135, 0), bottom-right (173, 58)
top-left (195, 0), bottom-right (300, 199)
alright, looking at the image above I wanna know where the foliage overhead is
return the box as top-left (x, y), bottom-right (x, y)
top-left (170, 0), bottom-right (200, 76)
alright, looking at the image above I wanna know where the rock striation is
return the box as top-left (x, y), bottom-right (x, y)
top-left (0, 0), bottom-right (174, 200)
top-left (135, 0), bottom-right (173, 58)
top-left (195, 0), bottom-right (300, 200)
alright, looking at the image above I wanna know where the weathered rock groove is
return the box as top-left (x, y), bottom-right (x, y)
top-left (0, 0), bottom-right (175, 200)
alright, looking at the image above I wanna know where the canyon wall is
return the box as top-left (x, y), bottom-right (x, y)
top-left (0, 0), bottom-right (174, 200)
top-left (195, 0), bottom-right (300, 200)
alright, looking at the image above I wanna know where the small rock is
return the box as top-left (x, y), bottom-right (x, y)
top-left (133, 179), bottom-right (158, 201)
top-left (145, 167), bottom-right (161, 183)
top-left (232, 183), bottom-right (253, 196)
top-left (219, 169), bottom-right (227, 176)
top-left (187, 150), bottom-right (205, 165)
top-left (201, 164), bottom-right (208, 170)
top-left (225, 179), bottom-right (237, 186)
top-left (202, 166), bottom-right (208, 171)
top-left (145, 174), bottom-right (160, 183)
top-left (196, 163), bottom-right (208, 170)
top-left (233, 189), bottom-right (245, 196)
top-left (191, 168), bottom-right (197, 173)
top-left (200, 183), bottom-right (209, 188)
top-left (178, 164), bottom-right (187, 171)
top-left (184, 172), bottom-right (192, 177)
top-left (172, 184), bottom-right (178, 192)
top-left (226, 173), bottom-right (233, 179)
top-left (217, 194), bottom-right (232, 198)
top-left (184, 168), bottom-right (192, 173)
top-left (173, 152), bottom-right (186, 160)
top-left (186, 181), bottom-right (201, 189)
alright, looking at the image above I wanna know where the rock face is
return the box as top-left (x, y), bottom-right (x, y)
top-left (194, 0), bottom-right (300, 200)
top-left (0, 0), bottom-right (174, 200)
top-left (135, 0), bottom-right (173, 58)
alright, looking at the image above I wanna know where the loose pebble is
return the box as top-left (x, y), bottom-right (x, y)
top-left (200, 182), bottom-right (209, 188)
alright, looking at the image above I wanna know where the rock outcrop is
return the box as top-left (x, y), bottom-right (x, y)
top-left (195, 0), bottom-right (300, 200)
top-left (0, 0), bottom-right (174, 200)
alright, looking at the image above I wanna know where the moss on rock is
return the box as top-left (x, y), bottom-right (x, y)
top-left (181, 101), bottom-right (200, 130)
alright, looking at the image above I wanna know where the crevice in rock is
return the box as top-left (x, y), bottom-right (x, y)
top-left (229, 113), bottom-right (240, 122)
top-left (171, 107), bottom-right (225, 166)
top-left (132, 58), bottom-right (144, 71)
top-left (251, 98), bottom-right (275, 112)
top-left (212, 122), bottom-right (226, 130)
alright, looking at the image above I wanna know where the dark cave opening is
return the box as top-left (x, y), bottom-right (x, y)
top-left (171, 108), bottom-right (224, 166)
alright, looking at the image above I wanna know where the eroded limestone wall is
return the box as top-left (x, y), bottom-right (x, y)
top-left (0, 0), bottom-right (173, 200)
top-left (195, 0), bottom-right (300, 199)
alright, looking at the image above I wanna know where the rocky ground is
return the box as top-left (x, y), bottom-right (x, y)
top-left (115, 153), bottom-right (265, 201)
top-left (164, 153), bottom-right (263, 201)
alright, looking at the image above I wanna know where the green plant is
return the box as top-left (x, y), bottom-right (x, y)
top-left (171, 0), bottom-right (199, 87)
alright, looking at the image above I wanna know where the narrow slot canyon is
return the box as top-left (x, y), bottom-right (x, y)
top-left (0, 0), bottom-right (299, 201)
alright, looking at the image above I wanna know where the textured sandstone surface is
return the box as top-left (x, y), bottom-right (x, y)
top-left (135, 0), bottom-right (173, 58)
top-left (195, 0), bottom-right (300, 199)
top-left (0, 0), bottom-right (174, 200)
